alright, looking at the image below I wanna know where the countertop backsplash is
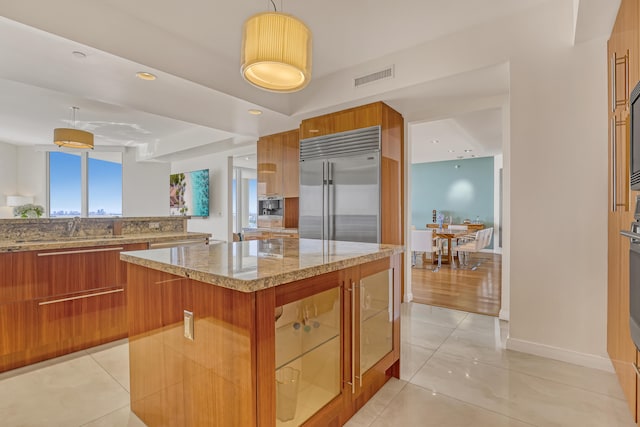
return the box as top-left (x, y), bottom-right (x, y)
top-left (0, 216), bottom-right (188, 242)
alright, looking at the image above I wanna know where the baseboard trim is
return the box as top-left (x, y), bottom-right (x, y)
top-left (506, 338), bottom-right (614, 372)
top-left (405, 292), bottom-right (414, 302)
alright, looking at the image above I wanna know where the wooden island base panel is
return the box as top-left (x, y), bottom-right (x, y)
top-left (121, 239), bottom-right (404, 427)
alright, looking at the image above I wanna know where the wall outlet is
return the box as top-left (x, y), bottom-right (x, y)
top-left (184, 310), bottom-right (194, 340)
top-left (149, 222), bottom-right (160, 229)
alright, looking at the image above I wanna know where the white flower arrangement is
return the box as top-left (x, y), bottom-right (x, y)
top-left (13, 204), bottom-right (44, 218)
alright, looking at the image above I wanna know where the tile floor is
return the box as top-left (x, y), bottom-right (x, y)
top-left (0, 303), bottom-right (635, 426)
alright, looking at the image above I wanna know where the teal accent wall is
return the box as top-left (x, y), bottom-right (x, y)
top-left (411, 157), bottom-right (495, 248)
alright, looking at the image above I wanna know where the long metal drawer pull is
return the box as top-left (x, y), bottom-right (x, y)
top-left (612, 117), bottom-right (617, 212)
top-left (612, 53), bottom-right (616, 113)
top-left (626, 50), bottom-right (630, 110)
top-left (38, 288), bottom-right (124, 306)
top-left (347, 282), bottom-right (356, 394)
top-left (37, 247), bottom-right (124, 257)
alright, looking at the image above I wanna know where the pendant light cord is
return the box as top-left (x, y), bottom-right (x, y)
top-left (270, 0), bottom-right (276, 11)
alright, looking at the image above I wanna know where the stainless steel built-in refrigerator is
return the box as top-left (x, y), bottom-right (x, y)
top-left (299, 126), bottom-right (381, 243)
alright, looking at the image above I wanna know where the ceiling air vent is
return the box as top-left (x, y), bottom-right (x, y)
top-left (354, 66), bottom-right (394, 88)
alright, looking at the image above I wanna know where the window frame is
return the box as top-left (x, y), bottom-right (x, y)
top-left (232, 166), bottom-right (257, 232)
top-left (46, 147), bottom-right (124, 218)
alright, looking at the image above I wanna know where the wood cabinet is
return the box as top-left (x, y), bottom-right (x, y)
top-left (127, 253), bottom-right (401, 426)
top-left (299, 102), bottom-right (404, 247)
top-left (257, 129), bottom-right (300, 198)
top-left (282, 130), bottom-right (300, 198)
top-left (257, 129), bottom-right (300, 229)
top-left (0, 243), bottom-right (147, 373)
top-left (300, 104), bottom-right (383, 140)
top-left (607, 0), bottom-right (640, 421)
top-left (347, 256), bottom-right (401, 415)
top-left (258, 132), bottom-right (284, 197)
top-left (299, 102), bottom-right (405, 295)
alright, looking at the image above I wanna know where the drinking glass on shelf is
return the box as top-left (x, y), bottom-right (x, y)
top-left (276, 366), bottom-right (300, 422)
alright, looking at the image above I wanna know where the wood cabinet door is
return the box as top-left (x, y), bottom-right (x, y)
top-left (611, 112), bottom-right (631, 212)
top-left (300, 103), bottom-right (383, 139)
top-left (258, 134), bottom-right (284, 196)
top-left (610, 0), bottom-right (639, 115)
top-left (608, 2), bottom-right (640, 418)
top-left (300, 115), bottom-right (335, 139)
top-left (282, 129), bottom-right (300, 198)
top-left (256, 270), bottom-right (346, 427)
top-left (347, 255), bottom-right (400, 413)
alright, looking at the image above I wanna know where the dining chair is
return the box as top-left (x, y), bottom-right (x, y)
top-left (483, 227), bottom-right (494, 249)
top-left (456, 228), bottom-right (486, 270)
top-left (410, 229), bottom-right (437, 267)
top-left (446, 225), bottom-right (468, 268)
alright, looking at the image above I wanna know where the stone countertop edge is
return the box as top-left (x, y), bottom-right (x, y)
top-left (120, 244), bottom-right (405, 293)
top-left (0, 232), bottom-right (211, 253)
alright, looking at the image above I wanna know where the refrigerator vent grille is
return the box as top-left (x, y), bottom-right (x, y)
top-left (300, 126), bottom-right (380, 160)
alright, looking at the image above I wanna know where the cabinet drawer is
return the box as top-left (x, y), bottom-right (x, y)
top-left (0, 300), bottom-right (36, 357)
top-left (35, 287), bottom-right (127, 349)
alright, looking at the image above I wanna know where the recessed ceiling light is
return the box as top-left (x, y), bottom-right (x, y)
top-left (245, 157), bottom-right (250, 161)
top-left (71, 51), bottom-right (86, 59)
top-left (136, 72), bottom-right (157, 81)
top-left (464, 149), bottom-right (472, 153)
top-left (248, 109), bottom-right (263, 115)
top-left (448, 150), bottom-right (455, 153)
top-left (431, 139), bottom-right (439, 144)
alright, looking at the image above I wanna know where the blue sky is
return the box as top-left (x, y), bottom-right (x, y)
top-left (50, 152), bottom-right (122, 215)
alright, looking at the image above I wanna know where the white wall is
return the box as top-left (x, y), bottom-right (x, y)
top-left (17, 146), bottom-right (46, 210)
top-left (0, 141), bottom-right (17, 218)
top-left (507, 32), bottom-right (608, 369)
top-left (171, 151), bottom-right (231, 241)
top-left (122, 148), bottom-right (170, 217)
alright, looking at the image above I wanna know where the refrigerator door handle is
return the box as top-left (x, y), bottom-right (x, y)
top-left (322, 161), bottom-right (326, 241)
top-left (327, 162), bottom-right (335, 240)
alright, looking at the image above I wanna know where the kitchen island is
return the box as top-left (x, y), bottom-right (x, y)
top-left (121, 238), bottom-right (403, 426)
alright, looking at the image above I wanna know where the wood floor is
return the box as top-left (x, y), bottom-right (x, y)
top-left (411, 252), bottom-right (502, 316)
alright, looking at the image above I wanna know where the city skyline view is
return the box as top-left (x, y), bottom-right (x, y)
top-left (49, 152), bottom-right (123, 217)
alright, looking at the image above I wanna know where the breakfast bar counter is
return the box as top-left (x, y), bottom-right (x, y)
top-left (121, 238), bottom-right (404, 426)
top-left (120, 238), bottom-right (402, 291)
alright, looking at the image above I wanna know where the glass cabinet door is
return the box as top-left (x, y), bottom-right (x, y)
top-left (359, 268), bottom-right (393, 374)
top-left (274, 286), bottom-right (341, 426)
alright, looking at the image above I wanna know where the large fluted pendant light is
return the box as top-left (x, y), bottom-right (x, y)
top-left (241, 11), bottom-right (312, 92)
top-left (54, 106), bottom-right (94, 149)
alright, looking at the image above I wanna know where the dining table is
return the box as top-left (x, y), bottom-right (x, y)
top-left (431, 228), bottom-right (474, 271)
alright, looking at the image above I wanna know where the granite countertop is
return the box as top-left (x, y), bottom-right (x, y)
top-left (0, 232), bottom-right (211, 253)
top-left (120, 238), bottom-right (404, 293)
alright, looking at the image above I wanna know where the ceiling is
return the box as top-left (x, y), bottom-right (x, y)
top-left (0, 0), bottom-right (618, 163)
top-left (411, 108), bottom-right (503, 164)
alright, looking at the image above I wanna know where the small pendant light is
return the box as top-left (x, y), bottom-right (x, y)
top-left (53, 106), bottom-right (94, 149)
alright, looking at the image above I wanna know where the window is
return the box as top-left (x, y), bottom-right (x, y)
top-left (88, 152), bottom-right (122, 216)
top-left (49, 152), bottom-right (81, 217)
top-left (48, 151), bottom-right (122, 217)
top-left (232, 167), bottom-right (257, 232)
